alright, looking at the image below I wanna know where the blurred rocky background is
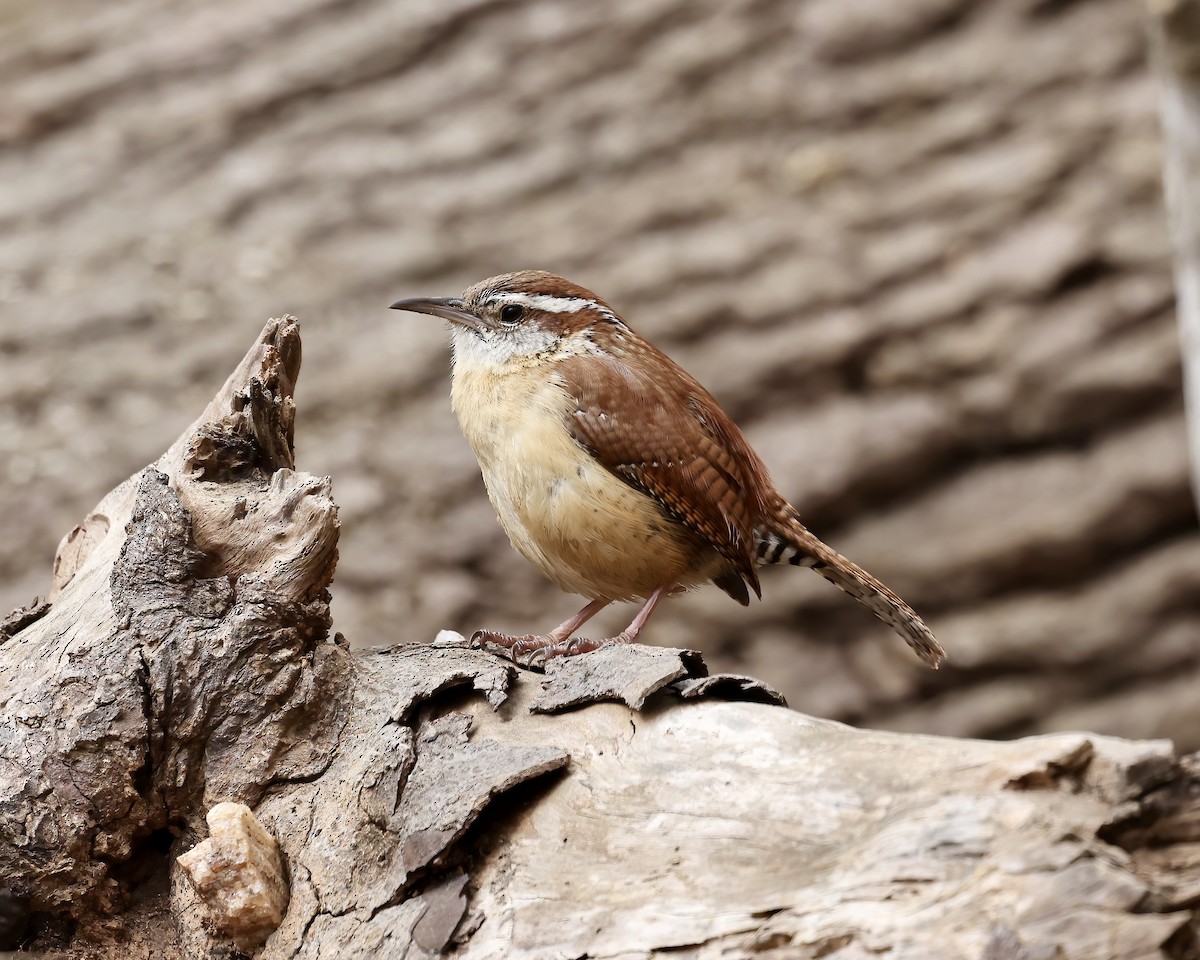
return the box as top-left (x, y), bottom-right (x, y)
top-left (2, 0), bottom-right (1196, 747)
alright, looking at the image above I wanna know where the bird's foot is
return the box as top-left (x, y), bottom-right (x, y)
top-left (470, 629), bottom-right (634, 669)
top-left (470, 630), bottom-right (551, 669)
top-left (470, 629), bottom-right (538, 657)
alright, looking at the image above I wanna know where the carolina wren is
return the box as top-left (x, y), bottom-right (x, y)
top-left (390, 271), bottom-right (945, 668)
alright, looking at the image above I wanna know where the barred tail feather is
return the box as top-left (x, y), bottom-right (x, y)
top-left (756, 509), bottom-right (946, 669)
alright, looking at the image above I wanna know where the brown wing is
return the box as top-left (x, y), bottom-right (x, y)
top-left (555, 334), bottom-right (773, 599)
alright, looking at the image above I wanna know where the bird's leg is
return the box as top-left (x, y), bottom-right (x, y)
top-left (472, 597), bottom-right (610, 659)
top-left (486, 585), bottom-right (672, 664)
top-left (612, 584), bottom-right (671, 643)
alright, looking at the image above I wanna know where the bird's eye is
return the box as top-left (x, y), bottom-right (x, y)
top-left (499, 304), bottom-right (525, 325)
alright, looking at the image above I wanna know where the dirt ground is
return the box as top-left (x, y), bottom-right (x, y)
top-left (2, 0), bottom-right (1198, 747)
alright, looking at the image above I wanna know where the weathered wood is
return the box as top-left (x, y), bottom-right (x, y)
top-left (0, 317), bottom-right (339, 925)
top-left (4, 0), bottom-right (1199, 754)
top-left (1, 319), bottom-right (1198, 959)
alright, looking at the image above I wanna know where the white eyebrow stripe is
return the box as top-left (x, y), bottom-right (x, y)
top-left (485, 292), bottom-right (622, 324)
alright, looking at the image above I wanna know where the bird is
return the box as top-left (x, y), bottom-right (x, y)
top-left (390, 271), bottom-right (945, 668)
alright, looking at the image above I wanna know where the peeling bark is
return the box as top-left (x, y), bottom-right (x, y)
top-left (1, 319), bottom-right (1198, 959)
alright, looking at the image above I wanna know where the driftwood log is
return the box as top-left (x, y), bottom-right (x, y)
top-left (6, 0), bottom-right (1200, 753)
top-left (2, 319), bottom-right (1199, 960)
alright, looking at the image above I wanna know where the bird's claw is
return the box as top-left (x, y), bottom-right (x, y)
top-left (469, 628), bottom-right (632, 670)
top-left (469, 630), bottom-right (556, 670)
top-left (522, 646), bottom-right (551, 669)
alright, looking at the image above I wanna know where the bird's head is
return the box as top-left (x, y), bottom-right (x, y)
top-left (390, 270), bottom-right (624, 371)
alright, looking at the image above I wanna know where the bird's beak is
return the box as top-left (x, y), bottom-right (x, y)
top-left (388, 296), bottom-right (483, 331)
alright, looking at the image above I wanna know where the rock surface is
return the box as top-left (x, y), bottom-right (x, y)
top-left (177, 802), bottom-right (289, 952)
top-left (1, 0), bottom-right (1197, 749)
